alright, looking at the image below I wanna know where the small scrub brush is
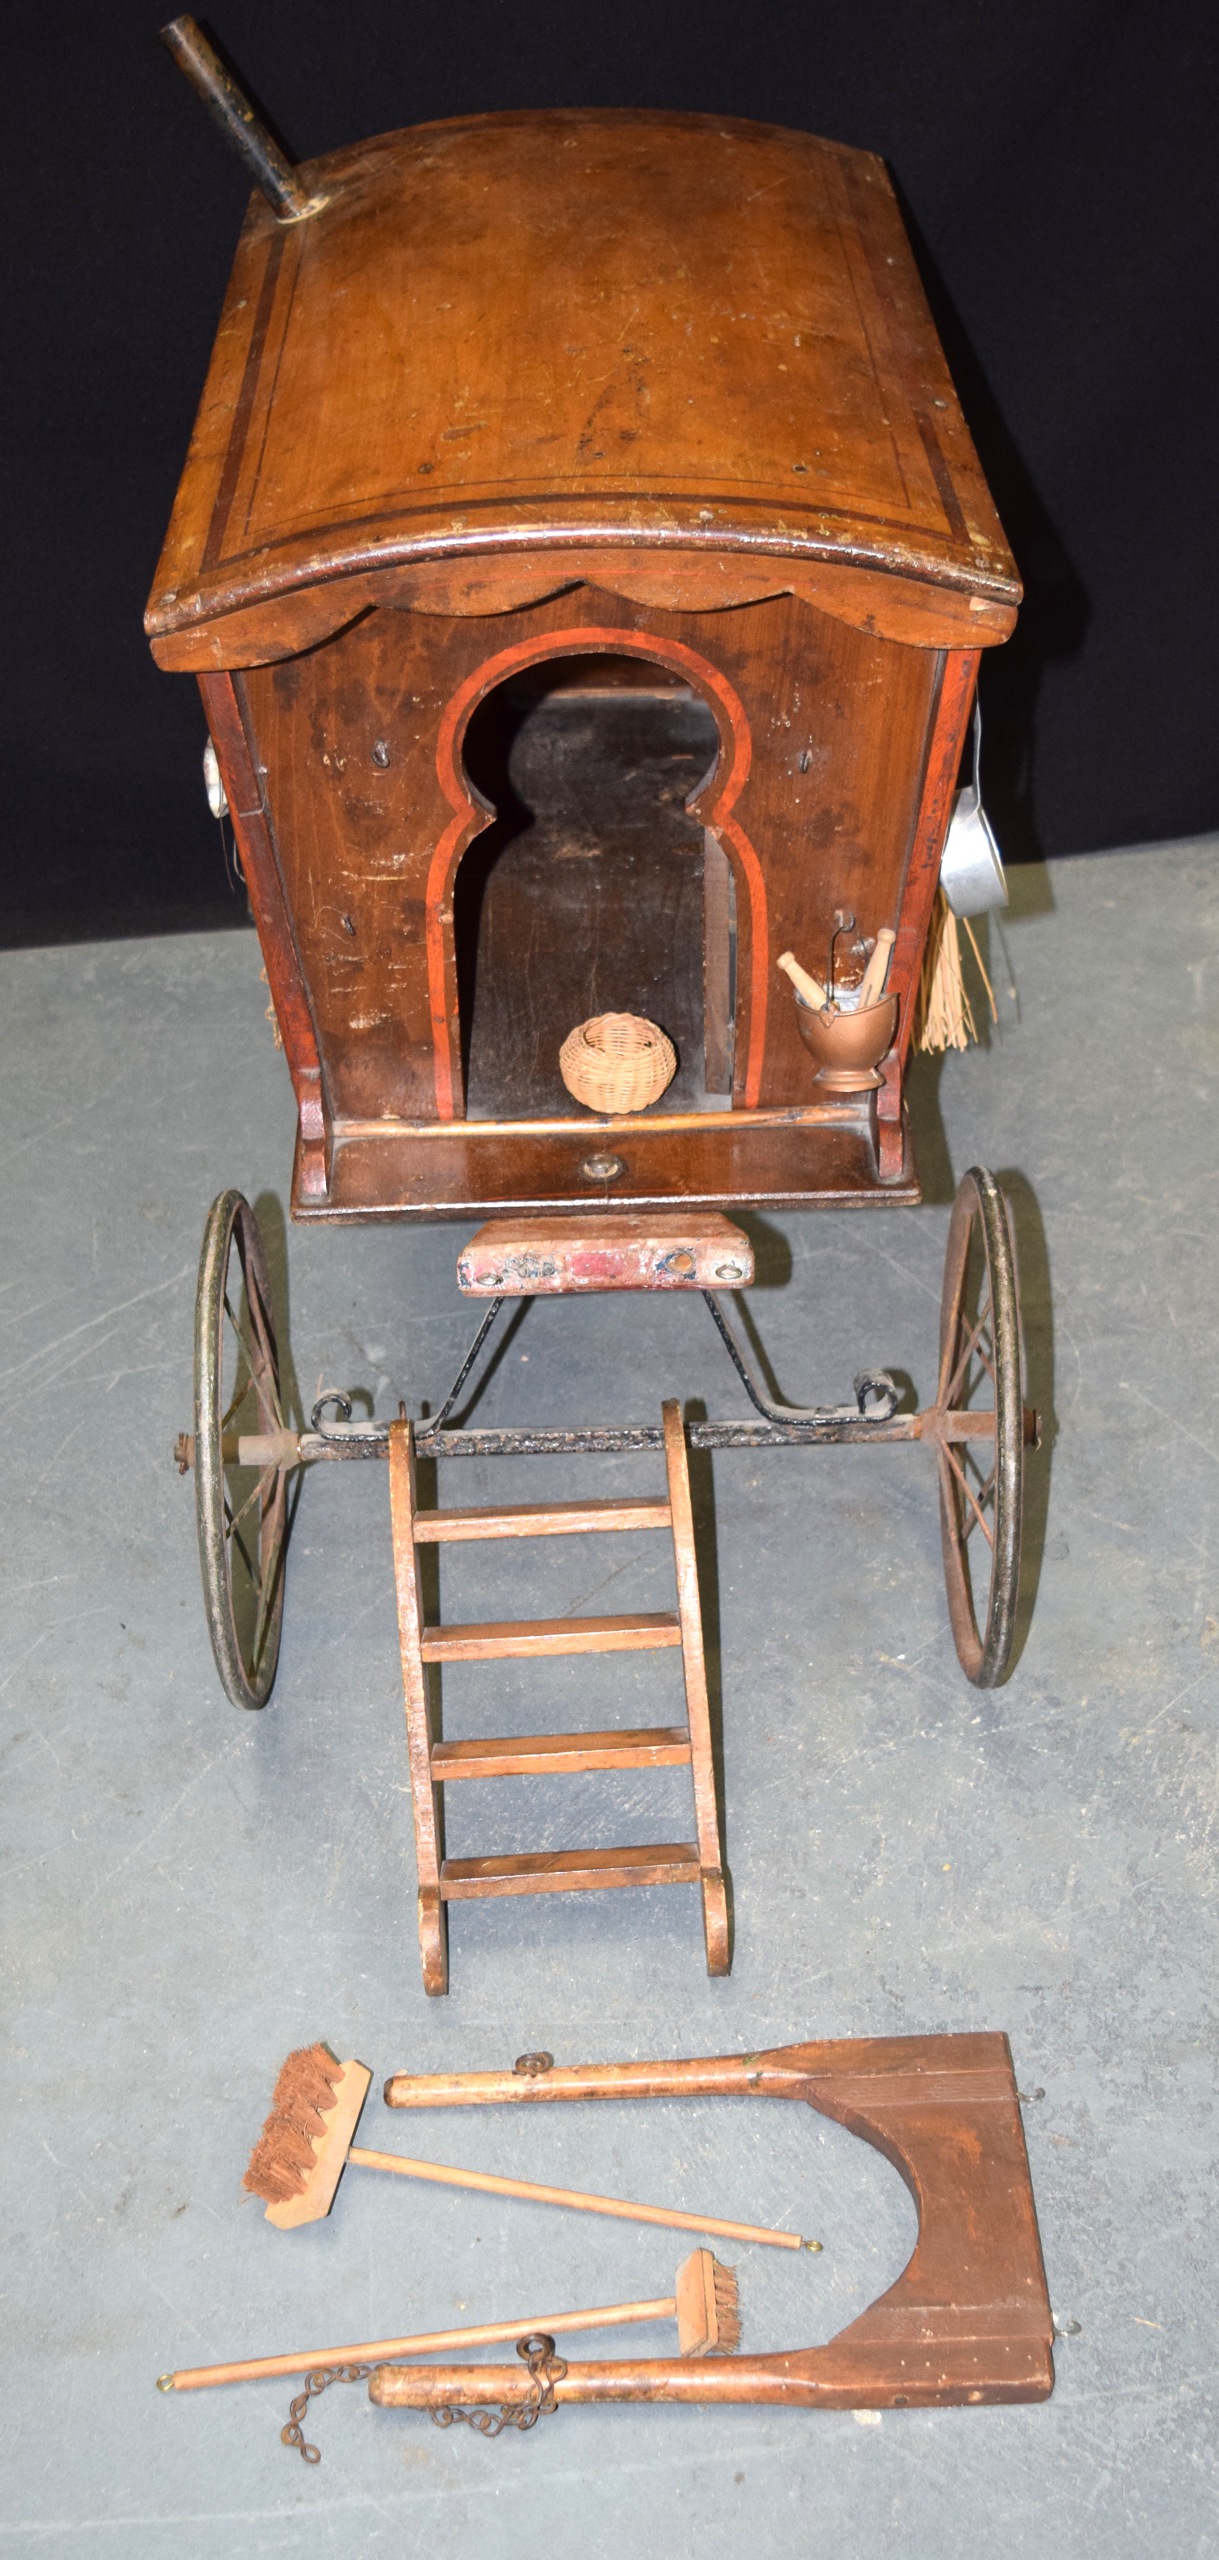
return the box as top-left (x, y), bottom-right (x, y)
top-left (156, 2245), bottom-right (739, 2393)
top-left (241, 2043), bottom-right (820, 2251)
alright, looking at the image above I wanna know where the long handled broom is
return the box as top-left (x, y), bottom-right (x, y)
top-left (157, 2244), bottom-right (739, 2392)
top-left (243, 2045), bottom-right (821, 2251)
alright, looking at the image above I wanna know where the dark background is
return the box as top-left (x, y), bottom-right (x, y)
top-left (7, 0), bottom-right (1217, 943)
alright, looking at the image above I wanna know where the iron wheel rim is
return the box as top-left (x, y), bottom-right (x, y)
top-left (194, 1190), bottom-right (290, 1708)
top-left (936, 1166), bottom-right (1023, 1687)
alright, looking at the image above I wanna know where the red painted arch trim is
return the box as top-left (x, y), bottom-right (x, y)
top-left (426, 627), bottom-right (767, 1117)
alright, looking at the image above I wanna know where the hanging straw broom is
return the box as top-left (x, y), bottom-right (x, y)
top-left (913, 889), bottom-right (999, 1054)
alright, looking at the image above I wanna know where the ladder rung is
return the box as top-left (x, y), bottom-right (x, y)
top-left (419, 1612), bottom-right (682, 1661)
top-left (440, 1843), bottom-right (701, 1899)
top-left (414, 1497), bottom-right (672, 1543)
top-left (432, 1726), bottom-right (692, 1780)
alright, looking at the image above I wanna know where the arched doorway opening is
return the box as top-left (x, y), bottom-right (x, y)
top-left (451, 651), bottom-right (733, 1119)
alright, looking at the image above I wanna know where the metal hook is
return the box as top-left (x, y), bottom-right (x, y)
top-left (310, 1391), bottom-right (353, 1432)
top-left (827, 909), bottom-right (855, 1003)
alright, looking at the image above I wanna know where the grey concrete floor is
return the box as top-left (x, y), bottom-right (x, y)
top-left (2, 842), bottom-right (1216, 2556)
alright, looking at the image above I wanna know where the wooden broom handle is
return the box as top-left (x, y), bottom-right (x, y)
top-left (160, 2294), bottom-right (675, 2391)
top-left (347, 2145), bottom-right (807, 2249)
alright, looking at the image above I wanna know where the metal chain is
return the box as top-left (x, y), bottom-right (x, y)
top-left (431, 2336), bottom-right (567, 2437)
top-left (280, 2336), bottom-right (567, 2463)
top-left (281, 2363), bottom-right (376, 2462)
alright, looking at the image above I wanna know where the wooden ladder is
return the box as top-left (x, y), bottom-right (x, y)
top-left (388, 1400), bottom-right (729, 1993)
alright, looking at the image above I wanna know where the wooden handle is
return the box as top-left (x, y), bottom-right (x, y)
top-left (382, 2052), bottom-right (809, 2107)
top-left (372, 2360), bottom-right (579, 2409)
top-left (160, 17), bottom-right (322, 222)
top-left (856, 928), bottom-right (896, 1011)
top-left (777, 950), bottom-right (828, 1011)
top-left (159, 2294), bottom-right (676, 2391)
top-left (348, 2144), bottom-right (806, 2250)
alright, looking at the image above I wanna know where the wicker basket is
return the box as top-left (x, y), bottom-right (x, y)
top-left (559, 1012), bottom-right (677, 1113)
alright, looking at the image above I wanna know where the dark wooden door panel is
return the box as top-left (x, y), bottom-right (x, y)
top-left (459, 674), bottom-right (719, 1117)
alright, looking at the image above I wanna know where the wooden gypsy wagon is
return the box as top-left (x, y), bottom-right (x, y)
top-left (154, 36), bottom-right (1036, 1986)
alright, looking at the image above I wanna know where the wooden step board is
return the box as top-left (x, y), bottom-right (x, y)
top-left (388, 1398), bottom-right (729, 1995)
top-left (440, 1845), bottom-right (702, 1898)
top-left (413, 1497), bottom-right (673, 1542)
top-left (456, 1212), bottom-right (754, 1297)
top-left (432, 1727), bottom-right (693, 1779)
top-left (420, 1612), bottom-right (682, 1662)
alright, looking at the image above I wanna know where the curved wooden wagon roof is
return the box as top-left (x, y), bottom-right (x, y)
top-left (146, 109), bottom-right (1019, 664)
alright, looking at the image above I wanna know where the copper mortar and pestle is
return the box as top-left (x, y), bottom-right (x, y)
top-left (778, 921), bottom-right (898, 1092)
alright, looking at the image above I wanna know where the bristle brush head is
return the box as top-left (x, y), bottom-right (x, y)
top-left (711, 2258), bottom-right (741, 2352)
top-left (674, 2247), bottom-right (740, 2355)
top-left (243, 2118), bottom-right (319, 2203)
top-left (242, 2047), bottom-right (373, 2225)
top-left (241, 2045), bottom-right (344, 2202)
top-left (270, 2042), bottom-right (344, 2128)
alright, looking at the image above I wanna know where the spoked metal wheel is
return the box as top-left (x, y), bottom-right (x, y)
top-left (933, 1167), bottom-right (1026, 1687)
top-left (194, 1191), bottom-right (294, 1708)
